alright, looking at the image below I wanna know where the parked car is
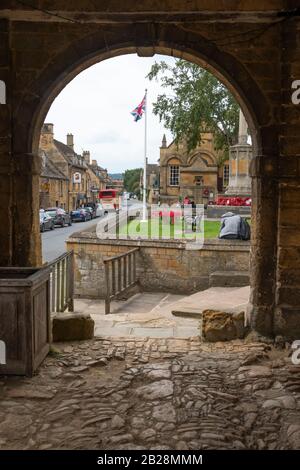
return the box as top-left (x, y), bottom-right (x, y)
top-left (82, 206), bottom-right (95, 219)
top-left (95, 203), bottom-right (104, 218)
top-left (39, 210), bottom-right (55, 232)
top-left (71, 208), bottom-right (92, 222)
top-left (45, 207), bottom-right (72, 227)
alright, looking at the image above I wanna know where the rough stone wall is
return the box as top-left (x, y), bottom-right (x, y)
top-left (66, 237), bottom-right (250, 299)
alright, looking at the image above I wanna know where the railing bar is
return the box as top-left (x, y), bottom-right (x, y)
top-left (105, 262), bottom-right (110, 315)
top-left (112, 259), bottom-right (116, 296)
top-left (68, 252), bottom-right (74, 312)
top-left (104, 247), bottom-right (139, 263)
top-left (51, 266), bottom-right (56, 312)
top-left (118, 258), bottom-right (122, 293)
top-left (123, 255), bottom-right (127, 289)
top-left (61, 258), bottom-right (65, 312)
top-left (128, 253), bottom-right (132, 285)
top-left (56, 262), bottom-right (61, 312)
top-left (65, 255), bottom-right (69, 309)
top-left (133, 251), bottom-right (137, 282)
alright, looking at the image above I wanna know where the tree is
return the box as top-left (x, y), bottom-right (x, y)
top-left (123, 168), bottom-right (142, 195)
top-left (147, 59), bottom-right (239, 162)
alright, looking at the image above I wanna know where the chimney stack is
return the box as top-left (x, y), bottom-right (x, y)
top-left (67, 133), bottom-right (74, 149)
top-left (40, 123), bottom-right (54, 148)
top-left (83, 150), bottom-right (90, 164)
top-left (91, 159), bottom-right (97, 167)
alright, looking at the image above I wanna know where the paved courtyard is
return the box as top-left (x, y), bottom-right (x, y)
top-left (77, 292), bottom-right (200, 338)
top-left (1, 335), bottom-right (300, 450)
top-left (76, 288), bottom-right (250, 339)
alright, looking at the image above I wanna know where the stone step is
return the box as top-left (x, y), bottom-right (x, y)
top-left (171, 286), bottom-right (250, 319)
top-left (209, 270), bottom-right (250, 288)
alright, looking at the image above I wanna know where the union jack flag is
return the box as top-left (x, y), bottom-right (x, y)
top-left (131, 95), bottom-right (146, 122)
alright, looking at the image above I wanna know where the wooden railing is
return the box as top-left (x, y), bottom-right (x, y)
top-left (104, 247), bottom-right (139, 314)
top-left (47, 251), bottom-right (74, 313)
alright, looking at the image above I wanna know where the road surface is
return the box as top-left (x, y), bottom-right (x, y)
top-left (42, 199), bottom-right (141, 262)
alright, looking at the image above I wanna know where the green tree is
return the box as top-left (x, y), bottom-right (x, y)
top-left (147, 59), bottom-right (239, 162)
top-left (123, 168), bottom-right (142, 196)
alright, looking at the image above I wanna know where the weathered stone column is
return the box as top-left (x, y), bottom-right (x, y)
top-left (273, 18), bottom-right (300, 339)
top-left (226, 110), bottom-right (252, 196)
top-left (0, 20), bottom-right (41, 267)
top-left (11, 152), bottom-right (42, 267)
top-left (0, 19), bottom-right (13, 265)
top-left (248, 155), bottom-right (278, 337)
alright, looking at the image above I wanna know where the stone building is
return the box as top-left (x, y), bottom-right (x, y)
top-left (39, 149), bottom-right (68, 209)
top-left (1, 2), bottom-right (300, 340)
top-left (39, 124), bottom-right (90, 210)
top-left (83, 151), bottom-right (106, 202)
top-left (159, 133), bottom-right (228, 205)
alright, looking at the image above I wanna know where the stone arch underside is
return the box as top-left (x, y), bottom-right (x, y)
top-left (10, 23), bottom-right (280, 338)
top-left (13, 24), bottom-right (271, 156)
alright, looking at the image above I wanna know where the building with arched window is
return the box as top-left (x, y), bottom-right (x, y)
top-left (158, 132), bottom-right (228, 205)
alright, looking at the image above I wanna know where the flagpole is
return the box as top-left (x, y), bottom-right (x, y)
top-left (142, 88), bottom-right (147, 221)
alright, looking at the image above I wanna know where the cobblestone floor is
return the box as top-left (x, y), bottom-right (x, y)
top-left (1, 337), bottom-right (300, 450)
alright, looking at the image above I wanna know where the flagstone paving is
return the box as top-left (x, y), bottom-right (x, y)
top-left (76, 293), bottom-right (201, 338)
top-left (1, 336), bottom-right (300, 450)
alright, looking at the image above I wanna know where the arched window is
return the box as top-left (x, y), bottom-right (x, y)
top-left (0, 80), bottom-right (6, 104)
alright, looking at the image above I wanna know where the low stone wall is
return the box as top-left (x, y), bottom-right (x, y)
top-left (67, 229), bottom-right (250, 299)
top-left (206, 205), bottom-right (251, 218)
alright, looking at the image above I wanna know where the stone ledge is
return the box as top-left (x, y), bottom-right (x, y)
top-left (67, 234), bottom-right (250, 252)
top-left (209, 271), bottom-right (250, 287)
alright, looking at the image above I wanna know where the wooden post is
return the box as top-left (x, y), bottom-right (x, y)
top-left (51, 265), bottom-right (56, 312)
top-left (118, 258), bottom-right (122, 293)
top-left (105, 261), bottom-right (110, 315)
top-left (61, 258), bottom-right (66, 312)
top-left (56, 262), bottom-right (61, 312)
top-left (68, 252), bottom-right (74, 312)
top-left (123, 255), bottom-right (127, 289)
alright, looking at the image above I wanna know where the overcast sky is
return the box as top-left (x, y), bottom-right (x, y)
top-left (46, 54), bottom-right (175, 174)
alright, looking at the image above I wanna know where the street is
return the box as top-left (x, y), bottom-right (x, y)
top-left (42, 216), bottom-right (100, 262)
top-left (42, 199), bottom-right (141, 262)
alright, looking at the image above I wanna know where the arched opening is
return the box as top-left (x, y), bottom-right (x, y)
top-left (13, 27), bottom-right (275, 338)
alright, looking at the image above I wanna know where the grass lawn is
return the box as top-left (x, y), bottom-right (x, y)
top-left (118, 219), bottom-right (221, 240)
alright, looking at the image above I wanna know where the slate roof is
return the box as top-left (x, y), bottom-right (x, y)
top-left (54, 139), bottom-right (87, 169)
top-left (40, 151), bottom-right (68, 180)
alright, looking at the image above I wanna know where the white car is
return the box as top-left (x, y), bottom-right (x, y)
top-left (95, 203), bottom-right (104, 218)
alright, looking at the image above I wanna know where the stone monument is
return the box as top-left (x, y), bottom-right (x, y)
top-left (225, 109), bottom-right (252, 196)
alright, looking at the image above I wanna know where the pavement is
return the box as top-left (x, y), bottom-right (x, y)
top-left (75, 292), bottom-right (200, 339)
top-left (170, 286), bottom-right (250, 317)
top-left (74, 286), bottom-right (250, 339)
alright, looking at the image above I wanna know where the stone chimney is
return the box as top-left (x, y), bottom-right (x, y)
top-left (67, 133), bottom-right (74, 149)
top-left (40, 123), bottom-right (54, 149)
top-left (161, 134), bottom-right (167, 148)
top-left (83, 150), bottom-right (90, 164)
top-left (91, 159), bottom-right (97, 167)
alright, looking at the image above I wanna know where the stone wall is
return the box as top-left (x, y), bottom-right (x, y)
top-left (1, 2), bottom-right (300, 337)
top-left (67, 233), bottom-right (250, 299)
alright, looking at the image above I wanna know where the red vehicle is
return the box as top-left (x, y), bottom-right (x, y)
top-left (99, 189), bottom-right (120, 213)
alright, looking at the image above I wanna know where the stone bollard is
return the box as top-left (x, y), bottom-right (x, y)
top-left (52, 313), bottom-right (94, 342)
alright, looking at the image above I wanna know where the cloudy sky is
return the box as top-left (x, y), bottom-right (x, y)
top-left (46, 54), bottom-right (175, 174)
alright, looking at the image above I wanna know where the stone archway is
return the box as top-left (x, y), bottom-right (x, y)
top-left (7, 23), bottom-right (279, 337)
